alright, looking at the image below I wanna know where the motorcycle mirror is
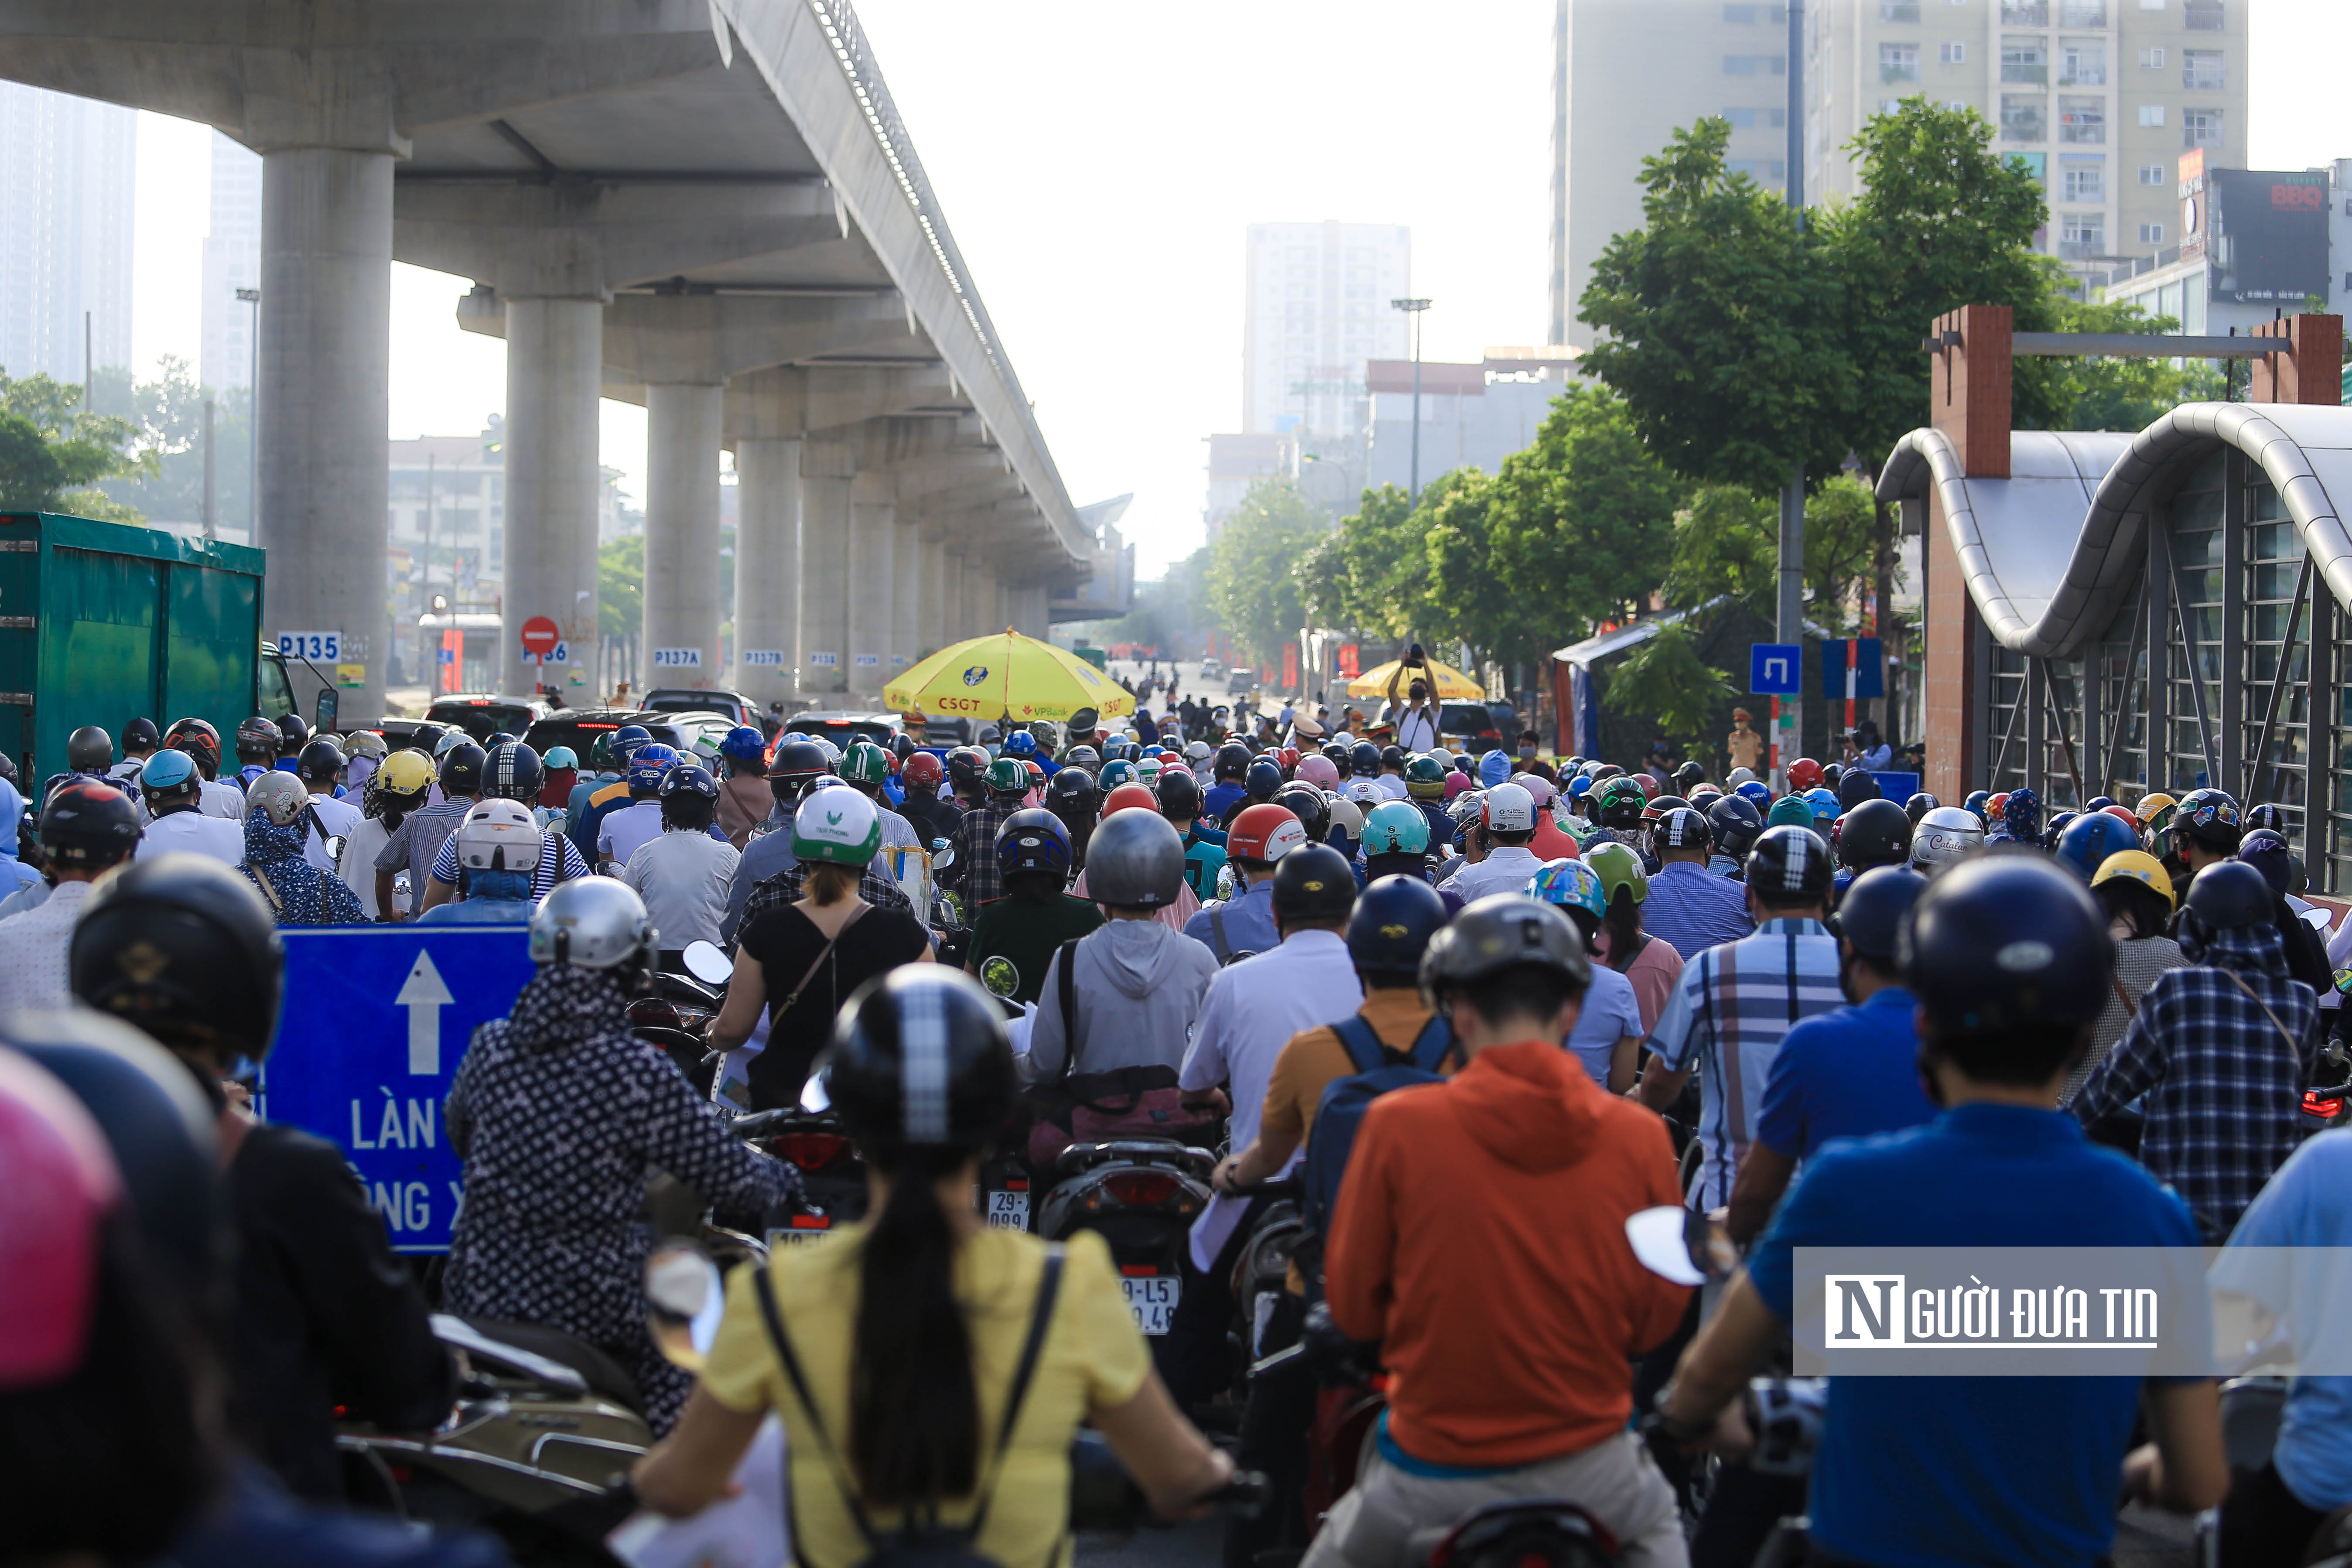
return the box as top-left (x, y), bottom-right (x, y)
top-left (644, 1241), bottom-right (726, 1371)
top-left (930, 837), bottom-right (951, 854)
top-left (800, 1073), bottom-right (832, 1114)
top-left (1626, 1205), bottom-right (1713, 1287)
top-left (932, 844), bottom-right (955, 870)
top-left (682, 939), bottom-right (732, 987)
top-left (323, 834), bottom-right (348, 863)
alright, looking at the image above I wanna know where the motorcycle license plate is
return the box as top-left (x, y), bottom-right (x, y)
top-left (1121, 1275), bottom-right (1181, 1336)
top-left (767, 1218), bottom-right (831, 1249)
top-left (985, 1190), bottom-right (1029, 1230)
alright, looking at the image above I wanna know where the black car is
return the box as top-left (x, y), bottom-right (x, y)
top-left (425, 694), bottom-right (553, 743)
top-left (521, 709), bottom-right (694, 762)
top-left (642, 687), bottom-right (766, 731)
top-left (1438, 700), bottom-right (1518, 748)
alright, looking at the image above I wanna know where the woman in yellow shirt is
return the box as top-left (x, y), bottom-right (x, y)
top-left (633, 968), bottom-right (1231, 1568)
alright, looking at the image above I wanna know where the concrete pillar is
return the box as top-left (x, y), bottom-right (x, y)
top-left (940, 547), bottom-right (969, 643)
top-left (734, 436), bottom-right (802, 711)
top-left (257, 148), bottom-right (393, 721)
top-left (849, 492), bottom-right (895, 698)
top-left (892, 519), bottom-right (921, 675)
top-left (642, 382), bottom-right (724, 691)
top-left (962, 562), bottom-right (999, 643)
top-left (799, 439), bottom-right (855, 697)
top-left (915, 536), bottom-right (947, 659)
top-left (499, 295), bottom-right (603, 698)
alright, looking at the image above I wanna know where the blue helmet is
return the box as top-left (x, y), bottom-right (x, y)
top-left (1361, 799), bottom-right (1432, 857)
top-left (626, 742), bottom-right (678, 793)
top-left (2001, 785), bottom-right (2042, 839)
top-left (612, 723), bottom-right (653, 762)
top-left (1531, 857), bottom-right (1607, 921)
top-left (1734, 779), bottom-right (1772, 809)
top-left (2054, 809), bottom-right (2140, 881)
top-left (1003, 730), bottom-right (1039, 759)
top-left (1566, 774), bottom-right (1594, 799)
top-left (1962, 789), bottom-right (1992, 823)
top-left (720, 725), bottom-right (768, 763)
top-left (994, 807), bottom-right (1071, 879)
top-left (1099, 758), bottom-right (1135, 790)
top-left (1345, 875), bottom-right (1449, 980)
top-left (543, 746), bottom-right (579, 770)
top-left (1803, 786), bottom-right (1841, 822)
top-left (659, 761), bottom-right (720, 802)
top-left (1479, 750), bottom-right (1512, 788)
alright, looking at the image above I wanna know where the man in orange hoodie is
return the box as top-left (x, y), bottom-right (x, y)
top-left (1309, 893), bottom-right (1692, 1568)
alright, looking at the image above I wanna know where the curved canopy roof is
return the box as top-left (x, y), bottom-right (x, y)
top-left (1877, 404), bottom-right (2352, 660)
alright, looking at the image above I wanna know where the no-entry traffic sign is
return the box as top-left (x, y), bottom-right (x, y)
top-left (520, 615), bottom-right (561, 658)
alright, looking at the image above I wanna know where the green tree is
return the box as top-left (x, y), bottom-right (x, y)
top-left (1660, 485), bottom-right (1780, 610)
top-left (1419, 469), bottom-right (1508, 666)
top-left (2038, 300), bottom-right (2212, 431)
top-left (1578, 118), bottom-right (1852, 494)
top-left (0, 369), bottom-right (150, 518)
top-left (1207, 479), bottom-right (1327, 662)
top-left (1606, 622), bottom-right (1736, 751)
top-left (600, 534), bottom-right (644, 637)
top-left (88, 359), bottom-right (253, 531)
top-left (1802, 475), bottom-right (1881, 633)
top-left (1324, 484), bottom-right (1428, 639)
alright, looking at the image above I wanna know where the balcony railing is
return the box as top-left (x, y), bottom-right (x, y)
top-left (2184, 0), bottom-right (2224, 30)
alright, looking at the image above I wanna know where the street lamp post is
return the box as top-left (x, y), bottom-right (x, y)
top-left (236, 287), bottom-right (260, 543)
top-left (1390, 297), bottom-right (1432, 503)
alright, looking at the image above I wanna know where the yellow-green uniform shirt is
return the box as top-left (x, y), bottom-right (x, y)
top-left (701, 1225), bottom-right (1150, 1568)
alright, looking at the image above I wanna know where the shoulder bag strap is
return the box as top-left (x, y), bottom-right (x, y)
top-left (750, 1264), bottom-right (880, 1548)
top-left (2109, 973), bottom-right (2140, 1020)
top-left (773, 903), bottom-right (872, 1018)
top-left (1407, 1015), bottom-right (1459, 1073)
top-left (965, 1248), bottom-right (1066, 1539)
top-left (1330, 1014), bottom-right (1387, 1074)
top-left (2222, 970), bottom-right (2305, 1058)
top-left (246, 865), bottom-right (286, 918)
top-left (1056, 937), bottom-right (1085, 1081)
top-left (1209, 907), bottom-right (1231, 963)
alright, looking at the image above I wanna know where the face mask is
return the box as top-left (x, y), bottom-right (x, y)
top-left (1518, 746), bottom-right (1537, 760)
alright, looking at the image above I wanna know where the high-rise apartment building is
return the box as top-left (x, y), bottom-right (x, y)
top-left (0, 84), bottom-right (135, 384)
top-left (201, 133), bottom-right (263, 392)
top-left (1549, 0), bottom-right (2250, 345)
top-left (1241, 222), bottom-right (1412, 437)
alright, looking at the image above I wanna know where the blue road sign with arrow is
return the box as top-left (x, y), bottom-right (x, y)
top-left (1750, 643), bottom-right (1802, 696)
top-left (258, 926), bottom-right (537, 1253)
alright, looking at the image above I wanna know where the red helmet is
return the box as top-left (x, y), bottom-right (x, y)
top-left (1102, 782), bottom-right (1158, 817)
top-left (902, 751), bottom-right (944, 789)
top-left (2101, 803), bottom-right (2140, 830)
top-left (1022, 759), bottom-right (1045, 782)
top-left (1987, 791), bottom-right (2010, 818)
top-left (1788, 757), bottom-right (1823, 792)
top-left (1226, 801), bottom-right (1309, 864)
top-left (1633, 773), bottom-right (1658, 800)
top-left (1156, 749), bottom-right (1181, 765)
top-left (1277, 747), bottom-right (1301, 772)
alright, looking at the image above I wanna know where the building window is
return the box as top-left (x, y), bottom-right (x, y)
top-left (2059, 212), bottom-right (2106, 258)
top-left (2061, 155), bottom-right (2106, 202)
top-left (2139, 45), bottom-right (2166, 67)
top-left (2182, 49), bottom-right (2225, 89)
top-left (1728, 159), bottom-right (1789, 181)
top-left (1724, 106), bottom-right (1788, 128)
top-left (2060, 0), bottom-right (2106, 21)
top-left (1947, 99), bottom-right (1972, 111)
top-left (2184, 0), bottom-right (2222, 28)
top-left (2182, 106), bottom-right (2224, 147)
top-left (2139, 222), bottom-right (2166, 243)
top-left (1723, 3), bottom-right (1788, 19)
top-left (2000, 0), bottom-right (2049, 20)
top-left (1880, 43), bottom-right (1921, 82)
top-left (1724, 54), bottom-right (1787, 74)
top-left (2138, 104), bottom-right (2166, 126)
top-left (2059, 96), bottom-right (2106, 143)
top-left (2001, 95), bottom-right (2049, 142)
top-left (1940, 41), bottom-right (1968, 62)
top-left (2002, 36), bottom-right (2048, 84)
top-left (2058, 38), bottom-right (2106, 84)
top-left (1881, 0), bottom-right (1922, 17)
top-left (2139, 162), bottom-right (2167, 184)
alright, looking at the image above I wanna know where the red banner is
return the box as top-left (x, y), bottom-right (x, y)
top-left (438, 628), bottom-right (465, 693)
top-left (1337, 643), bottom-right (1360, 680)
top-left (1282, 643), bottom-right (1298, 690)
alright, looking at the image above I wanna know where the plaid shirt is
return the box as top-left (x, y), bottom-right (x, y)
top-left (737, 857), bottom-right (913, 947)
top-left (947, 800), bottom-right (1017, 907)
top-left (1646, 916), bottom-right (1845, 1209)
top-left (2071, 922), bottom-right (2316, 1241)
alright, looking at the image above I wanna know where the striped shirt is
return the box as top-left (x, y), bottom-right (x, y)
top-left (1644, 916), bottom-right (1844, 1209)
top-left (430, 827), bottom-right (592, 904)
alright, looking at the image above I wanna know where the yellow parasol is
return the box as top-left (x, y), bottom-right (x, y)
top-left (1345, 656), bottom-right (1484, 701)
top-left (883, 629), bottom-right (1136, 725)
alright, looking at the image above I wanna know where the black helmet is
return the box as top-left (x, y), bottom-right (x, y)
top-left (438, 741), bottom-right (487, 795)
top-left (295, 737), bottom-right (346, 785)
top-left (1899, 855), bottom-right (2110, 1034)
top-left (946, 745), bottom-right (991, 796)
top-left (164, 717), bottom-right (223, 778)
top-left (66, 725), bottom-right (113, 772)
top-left (1350, 741), bottom-right (1381, 776)
top-left (277, 714), bottom-right (309, 751)
top-left (2236, 828), bottom-right (2294, 898)
top-left (484, 740), bottom-right (545, 802)
top-left (1672, 761), bottom-right (1705, 791)
top-left (1321, 741), bottom-right (1352, 776)
top-left (1837, 798), bottom-right (1913, 871)
top-left (235, 715), bottom-right (281, 765)
top-left (1244, 757), bottom-right (1284, 803)
top-left (1904, 792), bottom-right (1941, 824)
top-left (1214, 742), bottom-right (1252, 783)
top-left (8, 1011), bottom-right (221, 1300)
top-left (1420, 894), bottom-right (1592, 999)
top-left (1594, 777), bottom-right (1647, 829)
top-left (2172, 787), bottom-right (2243, 852)
top-left (1156, 766), bottom-right (1201, 820)
top-left (2178, 859), bottom-right (2273, 963)
top-left (1829, 866), bottom-right (1927, 963)
top-left (769, 740), bottom-right (832, 799)
top-left (994, 808), bottom-right (1072, 880)
top-left (1747, 823), bottom-right (1834, 902)
top-left (1836, 768), bottom-right (1882, 810)
top-left (1707, 793), bottom-right (1764, 860)
top-left (123, 716), bottom-right (161, 752)
top-left (1084, 808), bottom-right (1186, 908)
top-left (1379, 745), bottom-right (1405, 771)
top-left (1654, 806), bottom-right (1710, 852)
top-left (1272, 781), bottom-right (1331, 842)
top-left (822, 967), bottom-right (1018, 1158)
top-left (70, 852), bottom-right (286, 1062)
top-left (2244, 803), bottom-right (2290, 836)
top-left (890, 732), bottom-right (917, 762)
top-left (1347, 875), bottom-right (1449, 983)
top-left (40, 777), bottom-right (140, 866)
top-left (1272, 843), bottom-right (1357, 925)
top-left (1047, 765), bottom-right (1098, 815)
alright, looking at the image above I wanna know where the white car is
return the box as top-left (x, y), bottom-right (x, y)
top-left (1198, 658), bottom-right (1225, 681)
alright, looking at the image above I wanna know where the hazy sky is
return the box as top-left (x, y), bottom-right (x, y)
top-left (123, 0), bottom-right (2349, 578)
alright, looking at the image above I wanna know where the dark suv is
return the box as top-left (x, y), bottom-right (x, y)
top-left (1438, 701), bottom-right (1518, 748)
top-left (425, 694), bottom-right (553, 743)
top-left (521, 709), bottom-right (695, 761)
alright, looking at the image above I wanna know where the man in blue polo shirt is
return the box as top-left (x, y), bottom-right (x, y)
top-left (1653, 856), bottom-right (2226, 1568)
top-left (1726, 865), bottom-right (1935, 1245)
top-left (1638, 806), bottom-right (1754, 958)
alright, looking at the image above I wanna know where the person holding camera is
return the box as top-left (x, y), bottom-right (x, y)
top-left (1384, 645), bottom-right (1439, 754)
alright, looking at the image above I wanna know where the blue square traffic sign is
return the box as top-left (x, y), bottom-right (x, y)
top-left (1750, 643), bottom-right (1802, 695)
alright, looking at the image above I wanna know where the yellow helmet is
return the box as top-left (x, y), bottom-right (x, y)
top-left (375, 748), bottom-right (434, 797)
top-left (2133, 792), bottom-right (2177, 830)
top-left (2091, 849), bottom-right (2175, 909)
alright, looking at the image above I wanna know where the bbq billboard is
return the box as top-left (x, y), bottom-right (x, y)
top-left (2202, 167), bottom-right (2332, 306)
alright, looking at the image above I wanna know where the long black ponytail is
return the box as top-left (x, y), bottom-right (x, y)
top-left (850, 1143), bottom-right (981, 1508)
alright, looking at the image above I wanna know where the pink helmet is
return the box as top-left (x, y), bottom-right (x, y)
top-left (1442, 771), bottom-right (1474, 801)
top-left (1296, 754), bottom-right (1340, 790)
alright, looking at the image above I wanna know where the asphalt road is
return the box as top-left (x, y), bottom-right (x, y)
top-left (1077, 1514), bottom-right (1224, 1568)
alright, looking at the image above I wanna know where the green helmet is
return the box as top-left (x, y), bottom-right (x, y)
top-left (790, 784), bottom-right (882, 867)
top-left (843, 740), bottom-right (892, 786)
top-left (1583, 840), bottom-right (1648, 906)
top-left (590, 733), bottom-right (615, 769)
top-left (1404, 754), bottom-right (1448, 799)
top-left (1767, 794), bottom-right (1816, 830)
top-left (1361, 799), bottom-right (1432, 856)
top-left (1595, 777), bottom-right (1648, 828)
top-left (985, 755), bottom-right (1030, 796)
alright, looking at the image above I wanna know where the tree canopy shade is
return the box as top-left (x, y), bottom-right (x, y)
top-left (0, 369), bottom-right (148, 519)
top-left (1206, 478), bottom-right (1328, 665)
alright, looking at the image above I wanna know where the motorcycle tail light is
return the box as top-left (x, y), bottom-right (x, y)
top-left (775, 1131), bottom-right (851, 1170)
top-left (2304, 1093), bottom-right (2343, 1119)
top-left (629, 998), bottom-right (682, 1029)
top-left (1102, 1170), bottom-right (1180, 1206)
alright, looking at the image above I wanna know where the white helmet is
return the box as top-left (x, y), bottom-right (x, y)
top-left (1727, 766), bottom-right (1757, 787)
top-left (1910, 806), bottom-right (1987, 874)
top-left (1344, 779), bottom-right (1383, 806)
top-left (433, 727), bottom-right (470, 758)
top-left (456, 798), bottom-right (544, 875)
top-left (245, 769), bottom-right (310, 827)
top-left (1323, 792), bottom-right (1365, 837)
top-left (1482, 781), bottom-right (1537, 834)
top-left (530, 878), bottom-right (656, 970)
top-left (344, 730), bottom-right (389, 761)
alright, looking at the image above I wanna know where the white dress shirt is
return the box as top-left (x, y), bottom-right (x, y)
top-left (137, 807), bottom-right (246, 866)
top-left (621, 830), bottom-right (742, 952)
top-left (1441, 844), bottom-right (1546, 903)
top-left (299, 790), bottom-right (363, 873)
top-left (0, 878), bottom-right (94, 1014)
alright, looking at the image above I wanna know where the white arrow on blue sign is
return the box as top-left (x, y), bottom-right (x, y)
top-left (1750, 642), bottom-right (1803, 696)
top-left (259, 927), bottom-right (537, 1253)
